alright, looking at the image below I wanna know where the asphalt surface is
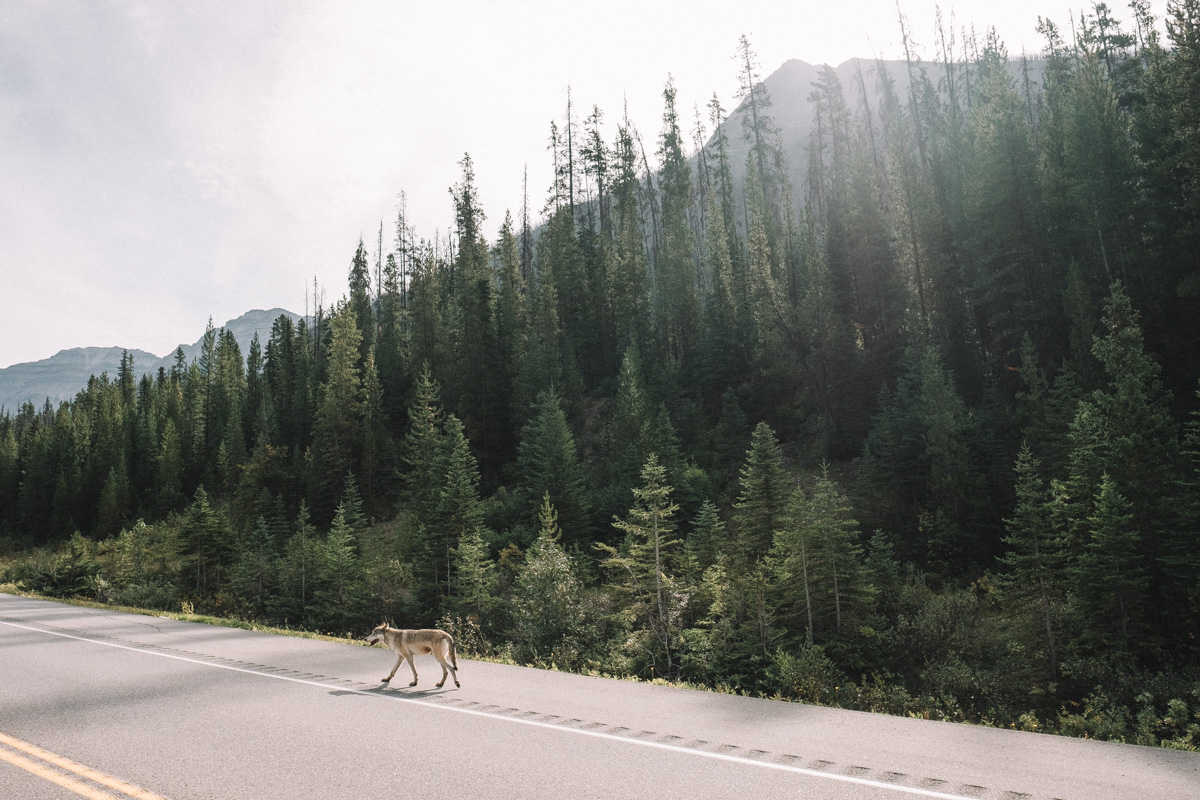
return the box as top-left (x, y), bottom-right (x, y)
top-left (1, 593), bottom-right (1197, 799)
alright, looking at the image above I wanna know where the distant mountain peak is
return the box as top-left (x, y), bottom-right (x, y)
top-left (0, 308), bottom-right (302, 414)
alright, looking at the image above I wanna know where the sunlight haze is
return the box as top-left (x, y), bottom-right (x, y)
top-left (0, 0), bottom-right (1162, 368)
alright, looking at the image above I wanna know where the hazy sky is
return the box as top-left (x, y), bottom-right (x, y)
top-left (0, 1), bottom-right (1162, 368)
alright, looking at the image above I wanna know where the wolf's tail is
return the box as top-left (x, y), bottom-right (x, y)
top-left (448, 635), bottom-right (459, 670)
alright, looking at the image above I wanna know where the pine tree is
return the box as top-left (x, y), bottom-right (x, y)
top-left (401, 363), bottom-right (444, 526)
top-left (1071, 473), bottom-right (1147, 653)
top-left (770, 469), bottom-right (867, 645)
top-left (516, 253), bottom-right (566, 415)
top-left (359, 346), bottom-right (394, 516)
top-left (244, 332), bottom-right (266, 446)
top-left (1062, 284), bottom-right (1187, 644)
top-left (406, 248), bottom-right (449, 383)
top-left (609, 117), bottom-right (651, 354)
top-left (450, 526), bottom-right (498, 629)
top-left (449, 153), bottom-right (506, 484)
top-left (655, 76), bottom-right (698, 366)
top-left (698, 188), bottom-right (741, 388)
top-left (348, 238), bottom-right (375, 368)
top-left (314, 495), bottom-right (362, 632)
top-left (494, 211), bottom-right (526, 428)
top-left (735, 34), bottom-right (784, 254)
top-left (687, 499), bottom-right (727, 573)
top-left (237, 513), bottom-right (279, 612)
top-left (0, 422), bottom-right (18, 534)
top-left (310, 302), bottom-right (365, 523)
top-left (512, 494), bottom-right (585, 665)
top-left (376, 253), bottom-right (409, 437)
top-left (537, 204), bottom-right (588, 379)
top-left (599, 344), bottom-right (652, 521)
top-left (277, 500), bottom-right (319, 618)
top-left (913, 346), bottom-right (991, 569)
top-left (733, 422), bottom-right (788, 564)
top-left (514, 389), bottom-right (591, 547)
top-left (709, 389), bottom-right (750, 501)
top-left (796, 232), bottom-right (858, 458)
top-left (428, 415), bottom-right (484, 607)
top-left (1135, 0), bottom-right (1200, 367)
top-left (600, 454), bottom-right (683, 678)
top-left (963, 33), bottom-right (1045, 367)
top-left (181, 485), bottom-right (234, 596)
top-left (998, 445), bottom-right (1064, 682)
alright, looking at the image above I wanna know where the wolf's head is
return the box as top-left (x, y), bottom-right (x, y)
top-left (365, 622), bottom-right (388, 646)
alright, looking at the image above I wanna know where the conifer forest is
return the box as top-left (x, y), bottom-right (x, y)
top-left (4, 4), bottom-right (1200, 746)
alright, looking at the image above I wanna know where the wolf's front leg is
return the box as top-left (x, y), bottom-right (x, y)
top-left (383, 653), bottom-right (402, 683)
top-left (406, 654), bottom-right (419, 686)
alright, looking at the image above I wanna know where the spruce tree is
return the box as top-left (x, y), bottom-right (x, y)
top-left (512, 494), bottom-right (584, 665)
top-left (514, 389), bottom-right (591, 547)
top-left (450, 526), bottom-right (498, 630)
top-left (733, 422), bottom-right (788, 564)
top-left (770, 469), bottom-right (867, 645)
top-left (376, 253), bottom-right (409, 437)
top-left (181, 485), bottom-right (234, 597)
top-left (609, 121), bottom-right (652, 356)
top-left (1062, 284), bottom-right (1187, 644)
top-left (600, 454), bottom-right (682, 678)
top-left (348, 238), bottom-right (375, 369)
top-left (655, 76), bottom-right (699, 366)
top-left (401, 363), bottom-right (444, 526)
top-left (314, 496), bottom-right (362, 632)
top-left (1071, 473), bottom-right (1147, 653)
top-left (687, 499), bottom-right (726, 573)
top-left (428, 415), bottom-right (484, 607)
top-left (998, 445), bottom-right (1064, 682)
top-left (310, 302), bottom-right (365, 523)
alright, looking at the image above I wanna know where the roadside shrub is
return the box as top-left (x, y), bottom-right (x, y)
top-left (109, 580), bottom-right (179, 611)
top-left (770, 645), bottom-right (846, 704)
top-left (1057, 691), bottom-right (1132, 741)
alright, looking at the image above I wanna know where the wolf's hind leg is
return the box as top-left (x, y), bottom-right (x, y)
top-left (435, 659), bottom-right (449, 688)
top-left (435, 643), bottom-right (459, 688)
top-left (406, 653), bottom-right (419, 686)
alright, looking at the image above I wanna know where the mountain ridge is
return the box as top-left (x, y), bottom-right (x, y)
top-left (0, 308), bottom-right (301, 414)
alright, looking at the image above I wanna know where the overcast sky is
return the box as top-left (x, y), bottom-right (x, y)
top-left (0, 0), bottom-right (1163, 368)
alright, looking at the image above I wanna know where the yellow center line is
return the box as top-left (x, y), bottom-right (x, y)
top-left (0, 731), bottom-right (169, 800)
top-left (0, 746), bottom-right (121, 800)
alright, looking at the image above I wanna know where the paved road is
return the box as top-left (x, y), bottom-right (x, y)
top-left (1, 594), bottom-right (1196, 799)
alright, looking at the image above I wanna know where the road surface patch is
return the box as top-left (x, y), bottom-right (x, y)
top-left (0, 731), bottom-right (169, 800)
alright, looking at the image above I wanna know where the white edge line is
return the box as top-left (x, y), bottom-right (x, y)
top-left (2, 618), bottom-right (977, 800)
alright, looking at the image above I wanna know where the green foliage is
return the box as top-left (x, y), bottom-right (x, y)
top-left (3, 12), bottom-right (1200, 746)
top-left (770, 644), bottom-right (846, 704)
top-left (515, 390), bottom-right (591, 548)
top-left (732, 422), bottom-right (788, 563)
top-left (449, 526), bottom-right (499, 629)
top-left (599, 454), bottom-right (684, 678)
top-left (997, 445), bottom-right (1064, 683)
top-left (181, 486), bottom-right (234, 597)
top-left (310, 302), bottom-right (365, 523)
top-left (769, 469), bottom-right (870, 647)
top-left (510, 495), bottom-right (589, 667)
top-left (312, 492), bottom-right (364, 630)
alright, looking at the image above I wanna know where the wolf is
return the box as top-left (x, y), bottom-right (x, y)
top-left (364, 623), bottom-right (460, 688)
